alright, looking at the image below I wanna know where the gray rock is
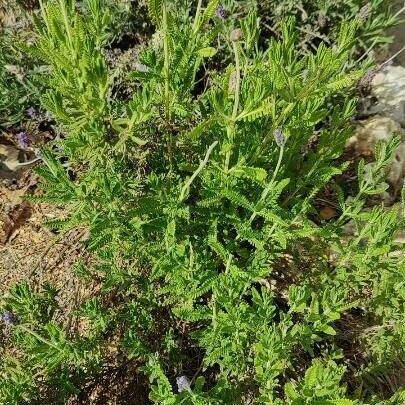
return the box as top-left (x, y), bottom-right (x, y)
top-left (369, 66), bottom-right (405, 126)
top-left (347, 116), bottom-right (404, 154)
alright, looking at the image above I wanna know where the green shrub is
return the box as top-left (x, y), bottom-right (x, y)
top-left (0, 2), bottom-right (43, 127)
top-left (0, 0), bottom-right (398, 128)
top-left (258, 0), bottom-right (398, 57)
top-left (0, 1), bottom-right (403, 404)
top-left (0, 0), bottom-right (136, 128)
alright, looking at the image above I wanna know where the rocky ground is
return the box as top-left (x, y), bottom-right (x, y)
top-left (353, 64), bottom-right (405, 201)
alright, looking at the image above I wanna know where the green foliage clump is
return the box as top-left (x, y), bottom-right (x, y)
top-left (0, 1), bottom-right (404, 404)
top-left (259, 0), bottom-right (398, 57)
top-left (0, 1), bottom-right (44, 127)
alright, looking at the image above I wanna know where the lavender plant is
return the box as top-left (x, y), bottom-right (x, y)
top-left (0, 0), bottom-right (404, 404)
top-left (258, 0), bottom-right (399, 57)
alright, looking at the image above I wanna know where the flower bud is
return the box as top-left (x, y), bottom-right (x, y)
top-left (216, 5), bottom-right (228, 19)
top-left (27, 107), bottom-right (36, 119)
top-left (230, 28), bottom-right (243, 42)
top-left (273, 128), bottom-right (286, 148)
top-left (16, 131), bottom-right (30, 149)
top-left (317, 13), bottom-right (327, 28)
top-left (358, 4), bottom-right (371, 22)
top-left (1, 310), bottom-right (16, 326)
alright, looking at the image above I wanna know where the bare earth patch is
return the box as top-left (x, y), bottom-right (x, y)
top-left (0, 162), bottom-right (93, 325)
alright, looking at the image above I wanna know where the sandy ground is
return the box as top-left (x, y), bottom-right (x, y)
top-left (0, 166), bottom-right (90, 317)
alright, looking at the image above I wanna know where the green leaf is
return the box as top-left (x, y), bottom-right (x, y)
top-left (198, 47), bottom-right (217, 58)
top-left (317, 324), bottom-right (336, 336)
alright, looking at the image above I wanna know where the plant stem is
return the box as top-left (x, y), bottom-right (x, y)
top-left (282, 154), bottom-right (323, 206)
top-left (38, 0), bottom-right (50, 33)
top-left (269, 144), bottom-right (284, 185)
top-left (394, 3), bottom-right (405, 19)
top-left (18, 324), bottom-right (62, 352)
top-left (193, 0), bottom-right (204, 32)
top-left (162, 1), bottom-right (173, 167)
top-left (15, 157), bottom-right (42, 168)
top-left (58, 0), bottom-right (74, 53)
top-left (212, 293), bottom-right (217, 329)
top-left (163, 1), bottom-right (170, 121)
top-left (357, 39), bottom-right (405, 66)
top-left (382, 44), bottom-right (405, 67)
top-left (225, 253), bottom-right (233, 273)
top-left (179, 141), bottom-right (218, 202)
top-left (224, 125), bottom-right (233, 173)
top-left (249, 145), bottom-right (284, 222)
top-left (235, 145), bottom-right (284, 241)
top-left (235, 143), bottom-right (285, 244)
top-left (224, 42), bottom-right (242, 173)
top-left (232, 42), bottom-right (241, 121)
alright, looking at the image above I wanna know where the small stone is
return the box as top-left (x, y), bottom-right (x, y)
top-left (382, 191), bottom-right (396, 206)
top-left (347, 116), bottom-right (403, 155)
top-left (0, 144), bottom-right (22, 173)
top-left (387, 142), bottom-right (405, 192)
top-left (369, 66), bottom-right (405, 126)
top-left (342, 220), bottom-right (356, 236)
top-left (394, 231), bottom-right (405, 244)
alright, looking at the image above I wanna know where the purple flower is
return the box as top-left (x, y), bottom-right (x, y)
top-left (216, 5), bottom-right (228, 19)
top-left (27, 106), bottom-right (36, 119)
top-left (16, 131), bottom-right (30, 149)
top-left (274, 128), bottom-right (286, 148)
top-left (1, 310), bottom-right (16, 326)
top-left (176, 375), bottom-right (191, 393)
